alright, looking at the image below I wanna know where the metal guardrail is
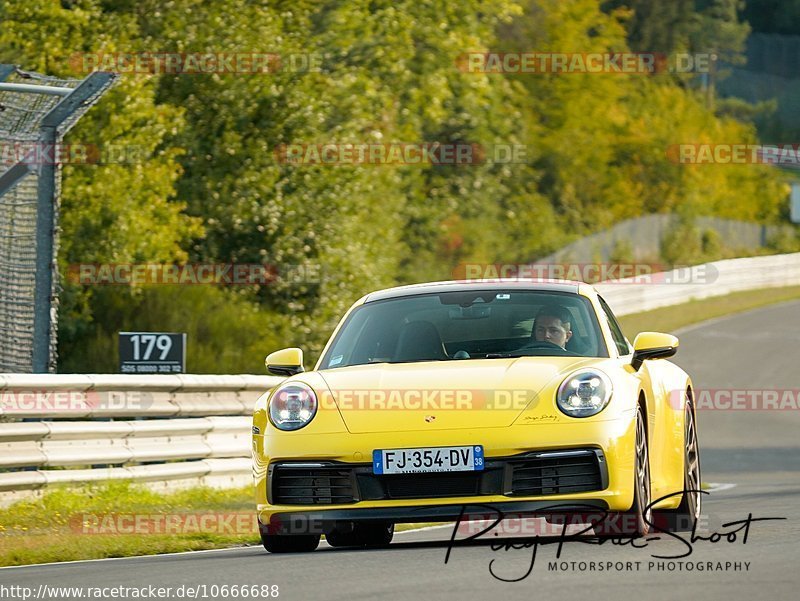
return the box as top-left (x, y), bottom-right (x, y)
top-left (2, 252), bottom-right (800, 505)
top-left (0, 375), bottom-right (282, 504)
top-left (596, 252), bottom-right (800, 315)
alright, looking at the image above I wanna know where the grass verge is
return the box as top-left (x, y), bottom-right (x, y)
top-left (617, 285), bottom-right (800, 339)
top-left (4, 285), bottom-right (800, 566)
top-left (0, 482), bottom-right (256, 567)
top-left (0, 482), bottom-right (441, 567)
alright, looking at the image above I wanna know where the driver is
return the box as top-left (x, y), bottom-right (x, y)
top-left (532, 305), bottom-right (573, 350)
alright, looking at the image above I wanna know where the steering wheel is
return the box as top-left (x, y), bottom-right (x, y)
top-left (516, 340), bottom-right (564, 351)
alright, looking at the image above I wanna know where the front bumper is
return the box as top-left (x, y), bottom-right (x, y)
top-left (260, 499), bottom-right (611, 535)
top-left (268, 448), bottom-right (607, 503)
top-left (255, 412), bottom-right (657, 527)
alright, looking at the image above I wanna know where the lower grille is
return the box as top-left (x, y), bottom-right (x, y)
top-left (381, 472), bottom-right (481, 499)
top-left (509, 451), bottom-right (602, 496)
top-left (270, 449), bottom-right (605, 505)
top-left (271, 465), bottom-right (357, 505)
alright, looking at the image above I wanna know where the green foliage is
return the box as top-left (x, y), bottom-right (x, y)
top-left (604, 0), bottom-right (698, 54)
top-left (506, 0), bottom-right (784, 229)
top-left (0, 0), bottom-right (792, 372)
top-left (700, 227), bottom-right (724, 258)
top-left (0, 481), bottom-right (256, 566)
top-left (741, 0), bottom-right (800, 35)
top-left (59, 286), bottom-right (290, 373)
top-left (605, 0), bottom-right (750, 60)
top-left (660, 212), bottom-right (752, 265)
top-left (661, 213), bottom-right (704, 265)
top-left (609, 238), bottom-right (635, 264)
top-left (766, 226), bottom-right (800, 253)
top-left (689, 0), bottom-right (750, 66)
top-left (0, 480), bottom-right (437, 565)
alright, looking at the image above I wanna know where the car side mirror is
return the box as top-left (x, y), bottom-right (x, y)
top-left (265, 347), bottom-right (305, 377)
top-left (631, 332), bottom-right (678, 371)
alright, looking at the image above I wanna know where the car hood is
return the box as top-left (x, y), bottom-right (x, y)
top-left (317, 357), bottom-right (597, 433)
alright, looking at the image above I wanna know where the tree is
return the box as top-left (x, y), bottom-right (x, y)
top-left (0, 0), bottom-right (203, 369)
top-left (740, 0), bottom-right (800, 35)
top-left (0, 0), bottom-right (789, 372)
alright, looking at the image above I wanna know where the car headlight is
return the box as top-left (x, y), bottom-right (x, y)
top-left (268, 383), bottom-right (317, 431)
top-left (556, 369), bottom-right (612, 417)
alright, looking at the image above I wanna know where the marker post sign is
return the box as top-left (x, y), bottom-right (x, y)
top-left (119, 332), bottom-right (186, 374)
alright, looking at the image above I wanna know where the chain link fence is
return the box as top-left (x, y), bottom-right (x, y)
top-left (0, 65), bottom-right (116, 373)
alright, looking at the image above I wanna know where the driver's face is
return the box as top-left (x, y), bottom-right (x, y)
top-left (534, 316), bottom-right (572, 349)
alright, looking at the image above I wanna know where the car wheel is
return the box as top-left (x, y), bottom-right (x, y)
top-left (260, 532), bottom-right (320, 553)
top-left (326, 522), bottom-right (394, 548)
top-left (359, 522), bottom-right (394, 547)
top-left (665, 401), bottom-right (702, 530)
top-left (629, 406), bottom-right (652, 537)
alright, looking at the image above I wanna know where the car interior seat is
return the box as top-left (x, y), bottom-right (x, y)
top-left (565, 334), bottom-right (590, 355)
top-left (393, 320), bottom-right (448, 362)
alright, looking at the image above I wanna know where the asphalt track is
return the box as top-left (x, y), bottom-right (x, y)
top-left (2, 300), bottom-right (799, 600)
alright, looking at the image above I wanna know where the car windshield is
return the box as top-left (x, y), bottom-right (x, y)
top-left (318, 290), bottom-right (608, 369)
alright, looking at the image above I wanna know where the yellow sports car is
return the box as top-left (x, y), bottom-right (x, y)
top-left (252, 280), bottom-right (701, 552)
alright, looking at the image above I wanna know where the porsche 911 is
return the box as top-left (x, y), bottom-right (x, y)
top-left (252, 280), bottom-right (701, 552)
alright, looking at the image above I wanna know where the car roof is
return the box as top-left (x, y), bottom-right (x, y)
top-left (363, 279), bottom-right (592, 303)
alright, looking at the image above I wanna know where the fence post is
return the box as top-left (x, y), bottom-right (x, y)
top-left (0, 66), bottom-right (116, 373)
top-left (31, 72), bottom-right (116, 373)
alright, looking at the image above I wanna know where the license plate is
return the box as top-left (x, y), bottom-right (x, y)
top-left (372, 445), bottom-right (484, 475)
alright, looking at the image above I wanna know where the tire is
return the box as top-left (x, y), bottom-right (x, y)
top-left (665, 401), bottom-right (702, 531)
top-left (629, 406), bottom-right (652, 537)
top-left (325, 522), bottom-right (394, 548)
top-left (360, 522), bottom-right (394, 547)
top-left (260, 532), bottom-right (320, 553)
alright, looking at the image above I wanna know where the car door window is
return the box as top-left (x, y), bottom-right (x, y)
top-left (598, 296), bottom-right (631, 356)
